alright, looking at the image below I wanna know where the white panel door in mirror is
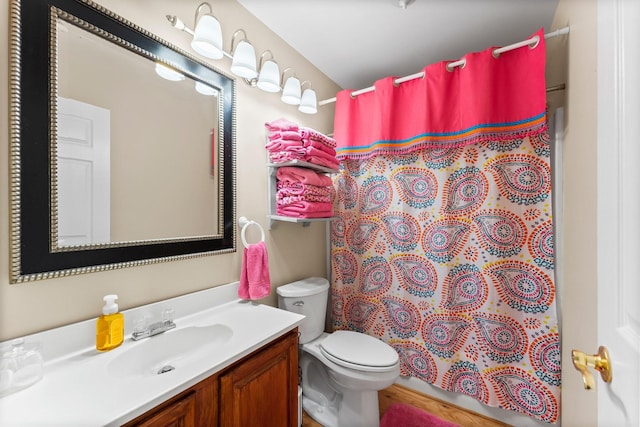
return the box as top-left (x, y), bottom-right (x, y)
top-left (56, 97), bottom-right (111, 246)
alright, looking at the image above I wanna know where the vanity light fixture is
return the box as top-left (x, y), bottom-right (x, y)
top-left (166, 3), bottom-right (318, 113)
top-left (230, 30), bottom-right (258, 79)
top-left (256, 51), bottom-right (281, 93)
top-left (155, 65), bottom-right (217, 98)
top-left (299, 81), bottom-right (317, 114)
top-left (190, 2), bottom-right (224, 59)
top-left (281, 68), bottom-right (301, 105)
top-left (155, 63), bottom-right (186, 81)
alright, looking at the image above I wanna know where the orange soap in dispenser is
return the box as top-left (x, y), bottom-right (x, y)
top-left (96, 294), bottom-right (124, 351)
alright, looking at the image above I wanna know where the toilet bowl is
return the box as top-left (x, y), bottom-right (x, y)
top-left (277, 278), bottom-right (400, 427)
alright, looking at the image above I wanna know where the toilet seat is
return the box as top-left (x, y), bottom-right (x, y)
top-left (319, 331), bottom-right (399, 373)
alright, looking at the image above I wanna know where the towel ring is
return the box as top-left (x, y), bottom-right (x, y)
top-left (238, 216), bottom-right (265, 248)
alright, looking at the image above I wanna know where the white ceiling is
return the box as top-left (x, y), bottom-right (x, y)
top-left (237, 0), bottom-right (559, 94)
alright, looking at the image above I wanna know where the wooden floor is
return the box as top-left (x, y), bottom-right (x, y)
top-left (302, 384), bottom-right (511, 427)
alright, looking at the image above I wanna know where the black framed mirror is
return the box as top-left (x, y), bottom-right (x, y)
top-left (9, 0), bottom-right (236, 283)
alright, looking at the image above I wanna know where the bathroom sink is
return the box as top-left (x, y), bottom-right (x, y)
top-left (107, 324), bottom-right (233, 378)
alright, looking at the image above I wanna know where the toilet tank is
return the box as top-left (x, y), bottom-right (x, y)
top-left (277, 277), bottom-right (330, 344)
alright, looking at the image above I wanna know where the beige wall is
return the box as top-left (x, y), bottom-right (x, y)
top-left (546, 0), bottom-right (599, 425)
top-left (0, 0), bottom-right (341, 340)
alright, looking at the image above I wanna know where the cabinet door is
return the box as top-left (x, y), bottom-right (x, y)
top-left (125, 391), bottom-right (196, 427)
top-left (219, 330), bottom-right (298, 427)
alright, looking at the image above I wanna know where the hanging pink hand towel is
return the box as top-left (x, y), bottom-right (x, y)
top-left (238, 241), bottom-right (271, 300)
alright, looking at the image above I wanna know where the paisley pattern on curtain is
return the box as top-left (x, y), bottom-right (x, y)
top-left (330, 29), bottom-right (559, 423)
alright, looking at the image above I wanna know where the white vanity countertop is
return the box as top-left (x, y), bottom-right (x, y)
top-left (0, 283), bottom-right (304, 426)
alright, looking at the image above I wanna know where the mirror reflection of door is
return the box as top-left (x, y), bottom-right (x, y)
top-left (56, 97), bottom-right (110, 246)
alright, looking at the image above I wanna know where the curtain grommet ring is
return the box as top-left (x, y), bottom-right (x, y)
top-left (446, 58), bottom-right (466, 72)
top-left (528, 35), bottom-right (541, 50)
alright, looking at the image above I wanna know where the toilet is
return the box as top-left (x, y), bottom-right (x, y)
top-left (277, 277), bottom-right (400, 427)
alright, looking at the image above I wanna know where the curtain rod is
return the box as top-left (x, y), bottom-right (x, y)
top-left (319, 26), bottom-right (570, 106)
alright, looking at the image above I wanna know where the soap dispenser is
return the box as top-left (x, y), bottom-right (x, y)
top-left (96, 294), bottom-right (124, 352)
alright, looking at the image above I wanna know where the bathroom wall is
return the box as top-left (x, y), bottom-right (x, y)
top-left (1, 0), bottom-right (602, 425)
top-left (0, 0), bottom-right (341, 341)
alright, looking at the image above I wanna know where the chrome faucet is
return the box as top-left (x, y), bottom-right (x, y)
top-left (131, 309), bottom-right (176, 341)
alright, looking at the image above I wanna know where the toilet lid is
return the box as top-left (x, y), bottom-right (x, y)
top-left (319, 331), bottom-right (399, 372)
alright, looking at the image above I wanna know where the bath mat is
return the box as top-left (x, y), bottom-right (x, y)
top-left (380, 402), bottom-right (462, 427)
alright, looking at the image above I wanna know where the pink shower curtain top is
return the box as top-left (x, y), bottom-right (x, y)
top-left (334, 29), bottom-right (547, 160)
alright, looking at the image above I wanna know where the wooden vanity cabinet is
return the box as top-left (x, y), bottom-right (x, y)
top-left (123, 329), bottom-right (299, 427)
top-left (124, 390), bottom-right (198, 427)
top-left (219, 328), bottom-right (299, 426)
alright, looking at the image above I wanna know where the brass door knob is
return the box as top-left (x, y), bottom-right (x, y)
top-left (571, 346), bottom-right (613, 390)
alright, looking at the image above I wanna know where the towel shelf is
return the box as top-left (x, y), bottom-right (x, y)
top-left (267, 159), bottom-right (338, 230)
top-left (267, 160), bottom-right (338, 175)
top-left (267, 214), bottom-right (338, 228)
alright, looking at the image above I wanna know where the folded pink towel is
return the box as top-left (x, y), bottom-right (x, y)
top-left (269, 151), bottom-right (306, 163)
top-left (304, 156), bottom-right (340, 170)
top-left (265, 138), bottom-right (305, 153)
top-left (299, 127), bottom-right (336, 148)
top-left (265, 118), bottom-right (298, 132)
top-left (276, 166), bottom-right (333, 187)
top-left (276, 201), bottom-right (334, 217)
top-left (238, 241), bottom-right (271, 300)
top-left (305, 146), bottom-right (338, 163)
top-left (302, 138), bottom-right (337, 156)
top-left (279, 200), bottom-right (333, 211)
top-left (278, 194), bottom-right (332, 205)
top-left (277, 182), bottom-right (333, 197)
top-left (268, 130), bottom-right (302, 141)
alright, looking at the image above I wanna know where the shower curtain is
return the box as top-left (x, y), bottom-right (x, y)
top-left (330, 29), bottom-right (559, 423)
